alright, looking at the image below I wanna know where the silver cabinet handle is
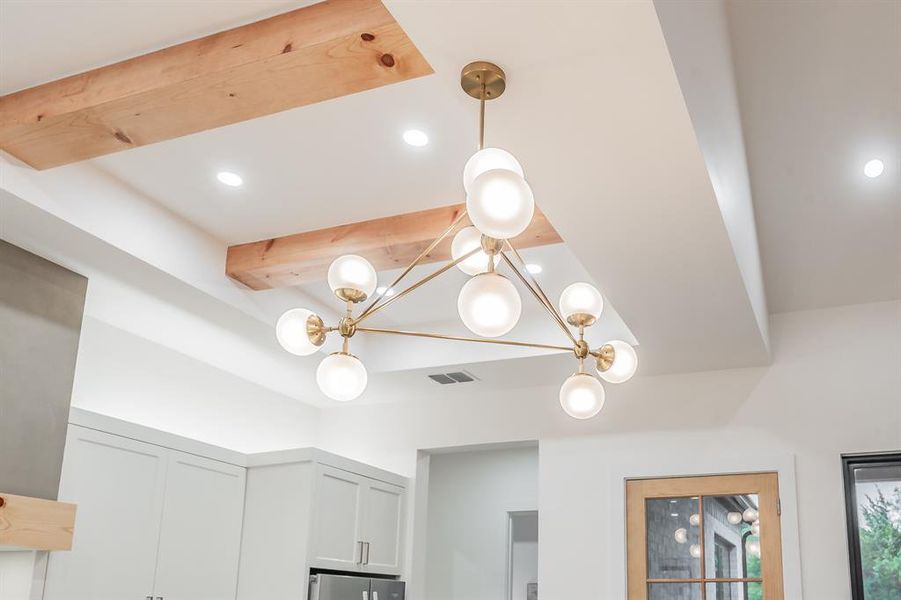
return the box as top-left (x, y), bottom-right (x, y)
top-left (373, 592), bottom-right (379, 600)
top-left (363, 592), bottom-right (369, 600)
top-left (363, 541), bottom-right (370, 565)
top-left (356, 540), bottom-right (364, 564)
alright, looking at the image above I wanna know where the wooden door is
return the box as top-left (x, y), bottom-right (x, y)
top-left (152, 452), bottom-right (246, 600)
top-left (361, 480), bottom-right (405, 574)
top-left (308, 464), bottom-right (366, 571)
top-left (44, 426), bottom-right (168, 600)
top-left (626, 473), bottom-right (784, 600)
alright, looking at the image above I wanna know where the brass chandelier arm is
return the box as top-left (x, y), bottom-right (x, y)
top-left (355, 326), bottom-right (573, 353)
top-left (357, 208), bottom-right (470, 320)
top-left (352, 246), bottom-right (481, 325)
top-left (499, 250), bottom-right (578, 346)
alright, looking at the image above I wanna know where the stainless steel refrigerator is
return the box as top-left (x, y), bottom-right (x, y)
top-left (309, 574), bottom-right (405, 600)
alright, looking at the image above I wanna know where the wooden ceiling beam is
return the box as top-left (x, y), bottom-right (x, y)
top-left (0, 0), bottom-right (432, 169)
top-left (226, 204), bottom-right (563, 290)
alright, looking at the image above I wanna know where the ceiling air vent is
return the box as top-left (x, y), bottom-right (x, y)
top-left (427, 370), bottom-right (478, 385)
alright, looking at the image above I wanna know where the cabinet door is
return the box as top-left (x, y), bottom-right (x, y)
top-left (309, 465), bottom-right (366, 571)
top-left (361, 481), bottom-right (405, 574)
top-left (44, 426), bottom-right (168, 600)
top-left (153, 452), bottom-right (246, 600)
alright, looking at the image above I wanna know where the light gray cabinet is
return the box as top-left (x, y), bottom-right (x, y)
top-left (44, 425), bottom-right (246, 600)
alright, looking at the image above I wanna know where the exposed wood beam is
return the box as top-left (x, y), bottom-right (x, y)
top-left (0, 0), bottom-right (432, 170)
top-left (227, 204), bottom-right (563, 290)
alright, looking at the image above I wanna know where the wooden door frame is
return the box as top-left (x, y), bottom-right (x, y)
top-left (626, 472), bottom-right (784, 600)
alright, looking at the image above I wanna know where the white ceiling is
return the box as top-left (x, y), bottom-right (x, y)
top-left (6, 0), bottom-right (890, 414)
top-left (726, 0), bottom-right (901, 313)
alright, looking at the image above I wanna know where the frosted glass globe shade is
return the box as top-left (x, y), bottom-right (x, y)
top-left (276, 308), bottom-right (321, 356)
top-left (316, 353), bottom-right (367, 402)
top-left (558, 373), bottom-right (605, 419)
top-left (559, 282), bottom-right (604, 322)
top-left (742, 508), bottom-right (759, 523)
top-left (674, 528), bottom-right (688, 544)
top-left (451, 226), bottom-right (497, 276)
top-left (746, 539), bottom-right (761, 556)
top-left (457, 273), bottom-right (522, 337)
top-left (689, 513), bottom-right (700, 527)
top-left (597, 340), bottom-right (638, 383)
top-left (751, 522), bottom-right (760, 536)
top-left (466, 169), bottom-right (535, 240)
top-left (462, 147), bottom-right (524, 192)
top-left (727, 512), bottom-right (743, 525)
top-left (327, 255), bottom-right (377, 300)
top-left (689, 544), bottom-right (702, 559)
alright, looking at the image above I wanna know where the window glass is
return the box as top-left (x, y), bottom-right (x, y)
top-left (844, 454), bottom-right (901, 600)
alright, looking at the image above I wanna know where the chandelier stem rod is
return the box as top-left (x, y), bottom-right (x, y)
top-left (479, 83), bottom-right (486, 150)
top-left (353, 246), bottom-right (481, 325)
top-left (357, 208), bottom-right (469, 320)
top-left (355, 326), bottom-right (573, 353)
top-left (499, 251), bottom-right (578, 346)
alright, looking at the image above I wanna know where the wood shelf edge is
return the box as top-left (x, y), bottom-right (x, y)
top-left (0, 492), bottom-right (77, 551)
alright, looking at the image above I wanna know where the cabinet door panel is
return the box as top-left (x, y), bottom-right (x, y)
top-left (362, 481), bottom-right (404, 574)
top-left (309, 465), bottom-right (365, 571)
top-left (153, 452), bottom-right (246, 600)
top-left (43, 426), bottom-right (167, 600)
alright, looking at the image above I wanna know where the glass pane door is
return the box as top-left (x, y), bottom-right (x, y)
top-left (627, 473), bottom-right (783, 600)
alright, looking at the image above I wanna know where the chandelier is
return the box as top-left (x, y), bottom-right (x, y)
top-left (275, 61), bottom-right (638, 419)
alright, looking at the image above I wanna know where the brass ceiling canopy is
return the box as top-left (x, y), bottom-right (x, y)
top-left (460, 61), bottom-right (507, 100)
top-left (275, 60), bottom-right (639, 419)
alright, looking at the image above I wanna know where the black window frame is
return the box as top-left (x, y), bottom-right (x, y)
top-left (842, 451), bottom-right (901, 600)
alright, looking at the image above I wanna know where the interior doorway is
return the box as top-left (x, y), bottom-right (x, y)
top-left (507, 511), bottom-right (538, 600)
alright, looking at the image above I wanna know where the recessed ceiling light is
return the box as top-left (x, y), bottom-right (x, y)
top-left (864, 159), bottom-right (884, 178)
top-left (525, 263), bottom-right (542, 274)
top-left (403, 129), bottom-right (429, 147)
top-left (376, 286), bottom-right (395, 297)
top-left (217, 171), bottom-right (243, 187)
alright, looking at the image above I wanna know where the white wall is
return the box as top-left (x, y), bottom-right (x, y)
top-left (72, 317), bottom-right (321, 453)
top-left (318, 300), bottom-right (901, 599)
top-left (423, 447), bottom-right (538, 600)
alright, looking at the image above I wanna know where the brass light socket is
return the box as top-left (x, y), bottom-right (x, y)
top-left (480, 235), bottom-right (503, 256)
top-left (335, 287), bottom-right (368, 303)
top-left (596, 343), bottom-right (616, 372)
top-left (306, 313), bottom-right (327, 347)
top-left (566, 312), bottom-right (598, 328)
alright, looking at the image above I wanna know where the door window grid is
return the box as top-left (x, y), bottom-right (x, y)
top-left (627, 473), bottom-right (783, 600)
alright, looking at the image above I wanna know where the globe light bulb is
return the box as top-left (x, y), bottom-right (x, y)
top-left (727, 512), bottom-right (743, 525)
top-left (674, 528), bottom-right (688, 544)
top-left (559, 282), bottom-right (604, 325)
top-left (276, 308), bottom-right (323, 356)
top-left (558, 373), bottom-right (605, 419)
top-left (327, 255), bottom-right (377, 301)
top-left (457, 272), bottom-right (522, 337)
top-left (746, 539), bottom-right (761, 556)
top-left (689, 513), bottom-right (700, 527)
top-left (742, 508), bottom-right (759, 523)
top-left (451, 226), bottom-right (497, 276)
top-left (751, 521), bottom-right (760, 536)
top-left (466, 169), bottom-right (535, 240)
top-left (316, 352), bottom-right (367, 402)
top-left (597, 340), bottom-right (638, 383)
top-left (463, 147), bottom-right (524, 192)
top-left (689, 544), bottom-right (702, 559)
